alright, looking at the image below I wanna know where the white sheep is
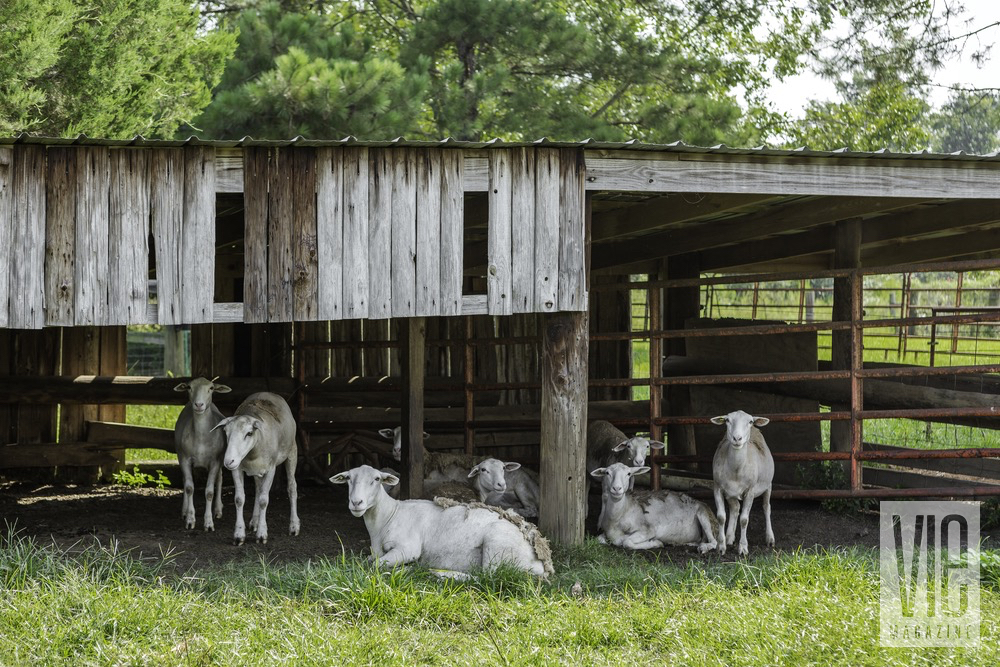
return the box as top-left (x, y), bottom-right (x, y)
top-left (590, 463), bottom-right (719, 553)
top-left (468, 458), bottom-right (540, 518)
top-left (173, 377), bottom-right (231, 531)
top-left (586, 420), bottom-right (664, 490)
top-left (330, 465), bottom-right (553, 577)
top-left (711, 410), bottom-right (775, 556)
top-left (213, 392), bottom-right (300, 545)
top-left (378, 426), bottom-right (428, 462)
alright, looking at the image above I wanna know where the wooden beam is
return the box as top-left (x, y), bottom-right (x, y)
top-left (863, 224), bottom-right (1000, 266)
top-left (401, 317), bottom-right (426, 500)
top-left (86, 421), bottom-right (175, 453)
top-left (696, 226), bottom-right (833, 272)
top-left (539, 311), bottom-right (588, 544)
top-left (591, 193), bottom-right (779, 242)
top-left (862, 199), bottom-right (1000, 247)
top-left (0, 442), bottom-right (121, 468)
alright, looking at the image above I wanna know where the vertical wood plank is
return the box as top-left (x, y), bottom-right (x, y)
top-left (487, 150), bottom-right (513, 315)
top-left (151, 148), bottom-right (184, 325)
top-left (558, 148), bottom-right (586, 311)
top-left (391, 148), bottom-right (417, 318)
top-left (831, 218), bottom-right (862, 475)
top-left (415, 150), bottom-right (442, 316)
top-left (292, 148), bottom-right (318, 321)
top-left (539, 310), bottom-right (588, 544)
top-left (0, 148), bottom-right (10, 328)
top-left (108, 149), bottom-right (150, 325)
top-left (10, 145), bottom-right (47, 329)
top-left (97, 326), bottom-right (127, 479)
top-left (401, 317), bottom-right (426, 500)
top-left (367, 148), bottom-right (393, 319)
top-left (534, 148), bottom-right (560, 312)
top-left (343, 147), bottom-right (370, 319)
top-left (316, 147), bottom-right (344, 321)
top-left (268, 148), bottom-right (294, 322)
top-left (243, 147), bottom-right (270, 323)
top-left (182, 146), bottom-right (215, 324)
top-left (44, 148), bottom-right (76, 327)
top-left (439, 149), bottom-right (464, 317)
top-left (75, 147), bottom-right (111, 326)
top-left (510, 147), bottom-right (535, 313)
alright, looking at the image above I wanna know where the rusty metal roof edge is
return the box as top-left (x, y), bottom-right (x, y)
top-left (1, 133), bottom-right (999, 161)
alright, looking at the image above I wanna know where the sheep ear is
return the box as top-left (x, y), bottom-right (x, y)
top-left (422, 432), bottom-right (430, 440)
top-left (590, 467), bottom-right (609, 478)
top-left (649, 440), bottom-right (665, 450)
top-left (211, 416), bottom-right (234, 432)
top-left (467, 466), bottom-right (482, 478)
top-left (630, 466), bottom-right (651, 476)
top-left (173, 383), bottom-right (189, 392)
top-left (213, 383), bottom-right (232, 393)
top-left (503, 462), bottom-right (522, 472)
top-left (710, 415), bottom-right (728, 425)
top-left (378, 428), bottom-right (394, 440)
top-left (251, 418), bottom-right (264, 432)
top-left (379, 473), bottom-right (400, 487)
top-left (329, 472), bottom-right (351, 485)
top-left (611, 441), bottom-right (629, 452)
top-left (753, 416), bottom-right (770, 427)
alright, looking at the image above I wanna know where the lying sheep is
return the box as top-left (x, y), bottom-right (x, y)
top-left (468, 458), bottom-right (540, 518)
top-left (587, 420), bottom-right (664, 490)
top-left (331, 465), bottom-right (553, 577)
top-left (173, 377), bottom-right (231, 531)
top-left (213, 392), bottom-right (300, 545)
top-left (378, 426), bottom-right (481, 494)
top-left (590, 463), bottom-right (719, 553)
top-left (711, 410), bottom-right (775, 556)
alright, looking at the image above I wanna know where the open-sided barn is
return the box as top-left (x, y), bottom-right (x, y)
top-left (2, 135), bottom-right (999, 543)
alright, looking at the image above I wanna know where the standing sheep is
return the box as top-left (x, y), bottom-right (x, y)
top-left (587, 420), bottom-right (664, 490)
top-left (173, 377), bottom-right (231, 531)
top-left (590, 463), bottom-right (719, 553)
top-left (711, 410), bottom-right (775, 556)
top-left (213, 392), bottom-right (300, 545)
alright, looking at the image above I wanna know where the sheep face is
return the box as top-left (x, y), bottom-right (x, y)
top-left (174, 377), bottom-right (232, 415)
top-left (214, 415), bottom-right (265, 470)
top-left (590, 463), bottom-right (650, 501)
top-left (468, 459), bottom-right (520, 498)
top-left (379, 426), bottom-right (430, 462)
top-left (330, 465), bottom-right (399, 517)
top-left (710, 410), bottom-right (770, 450)
top-left (612, 437), bottom-right (665, 467)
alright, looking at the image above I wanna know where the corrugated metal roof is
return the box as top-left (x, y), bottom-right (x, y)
top-left (2, 133), bottom-right (999, 162)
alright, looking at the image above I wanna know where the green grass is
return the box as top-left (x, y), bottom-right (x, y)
top-left (125, 404), bottom-right (180, 462)
top-left (2, 530), bottom-right (999, 666)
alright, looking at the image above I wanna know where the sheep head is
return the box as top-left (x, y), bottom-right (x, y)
top-left (379, 426), bottom-right (430, 462)
top-left (330, 465), bottom-right (399, 517)
top-left (710, 410), bottom-right (769, 449)
top-left (590, 463), bottom-right (650, 501)
top-left (214, 415), bottom-right (264, 470)
top-left (611, 436), bottom-right (665, 467)
top-left (468, 458), bottom-right (521, 499)
top-left (174, 377), bottom-right (231, 415)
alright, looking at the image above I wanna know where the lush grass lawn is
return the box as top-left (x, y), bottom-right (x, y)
top-left (125, 404), bottom-right (180, 462)
top-left (2, 530), bottom-right (998, 666)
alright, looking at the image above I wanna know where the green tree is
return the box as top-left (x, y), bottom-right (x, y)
top-left (930, 91), bottom-right (1000, 154)
top-left (0, 0), bottom-right (236, 138)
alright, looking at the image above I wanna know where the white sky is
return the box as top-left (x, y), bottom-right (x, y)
top-left (767, 0), bottom-right (1000, 116)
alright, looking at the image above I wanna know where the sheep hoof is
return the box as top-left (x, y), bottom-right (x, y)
top-left (215, 511), bottom-right (223, 519)
top-left (204, 525), bottom-right (214, 533)
top-left (738, 543), bottom-right (749, 557)
top-left (234, 537), bottom-right (245, 546)
top-left (257, 536), bottom-right (267, 544)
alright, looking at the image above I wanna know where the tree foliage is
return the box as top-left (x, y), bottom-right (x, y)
top-left (0, 0), bottom-right (236, 138)
top-left (930, 92), bottom-right (1000, 154)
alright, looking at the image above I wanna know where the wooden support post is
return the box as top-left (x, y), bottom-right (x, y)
top-left (540, 311), bottom-right (588, 544)
top-left (401, 317), bottom-right (426, 499)
top-left (831, 218), bottom-right (861, 475)
top-left (664, 257), bottom-right (699, 471)
top-left (648, 278), bottom-right (663, 490)
top-left (463, 316), bottom-right (475, 456)
top-left (849, 272), bottom-right (864, 490)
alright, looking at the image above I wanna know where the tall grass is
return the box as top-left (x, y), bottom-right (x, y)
top-left (2, 529), bottom-right (998, 666)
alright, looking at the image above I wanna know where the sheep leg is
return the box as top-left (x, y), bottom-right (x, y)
top-left (232, 469), bottom-right (247, 546)
top-left (213, 465), bottom-right (224, 519)
top-left (737, 492), bottom-right (756, 556)
top-left (252, 468), bottom-right (276, 544)
top-left (696, 511), bottom-right (720, 554)
top-left (620, 533), bottom-right (665, 550)
top-left (725, 496), bottom-right (740, 546)
top-left (249, 477), bottom-right (262, 532)
top-left (180, 457), bottom-right (196, 530)
top-left (203, 459), bottom-right (221, 532)
top-left (712, 486), bottom-right (727, 552)
top-left (286, 452), bottom-right (300, 536)
top-left (762, 486), bottom-right (774, 547)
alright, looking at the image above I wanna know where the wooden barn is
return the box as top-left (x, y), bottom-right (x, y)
top-left (2, 135), bottom-right (1000, 543)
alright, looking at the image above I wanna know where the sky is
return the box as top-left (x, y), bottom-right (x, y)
top-left (767, 0), bottom-right (1000, 116)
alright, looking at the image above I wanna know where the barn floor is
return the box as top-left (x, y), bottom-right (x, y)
top-left (0, 478), bottom-right (895, 570)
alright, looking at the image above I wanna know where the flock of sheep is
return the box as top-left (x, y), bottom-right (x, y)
top-left (173, 377), bottom-right (776, 578)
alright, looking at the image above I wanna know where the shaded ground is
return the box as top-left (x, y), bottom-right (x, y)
top-left (0, 477), bottom-right (889, 570)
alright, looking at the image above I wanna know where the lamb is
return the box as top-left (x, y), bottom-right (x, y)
top-left (586, 420), bottom-right (664, 490)
top-left (330, 465), bottom-right (553, 577)
top-left (173, 377), bottom-right (231, 531)
top-left (468, 458), bottom-right (540, 518)
top-left (711, 410), bottom-right (775, 556)
top-left (213, 392), bottom-right (300, 545)
top-left (590, 463), bottom-right (720, 553)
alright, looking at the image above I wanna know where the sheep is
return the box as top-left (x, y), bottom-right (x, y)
top-left (710, 410), bottom-right (775, 556)
top-left (378, 426), bottom-right (429, 462)
top-left (590, 463), bottom-right (719, 553)
top-left (378, 426), bottom-right (481, 494)
top-left (173, 377), bottom-right (231, 531)
top-left (213, 392), bottom-right (300, 545)
top-left (586, 420), bottom-right (664, 490)
top-left (468, 458), bottom-right (540, 518)
top-left (330, 465), bottom-right (553, 578)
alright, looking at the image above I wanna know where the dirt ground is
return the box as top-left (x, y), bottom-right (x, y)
top-left (0, 476), bottom-right (889, 571)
